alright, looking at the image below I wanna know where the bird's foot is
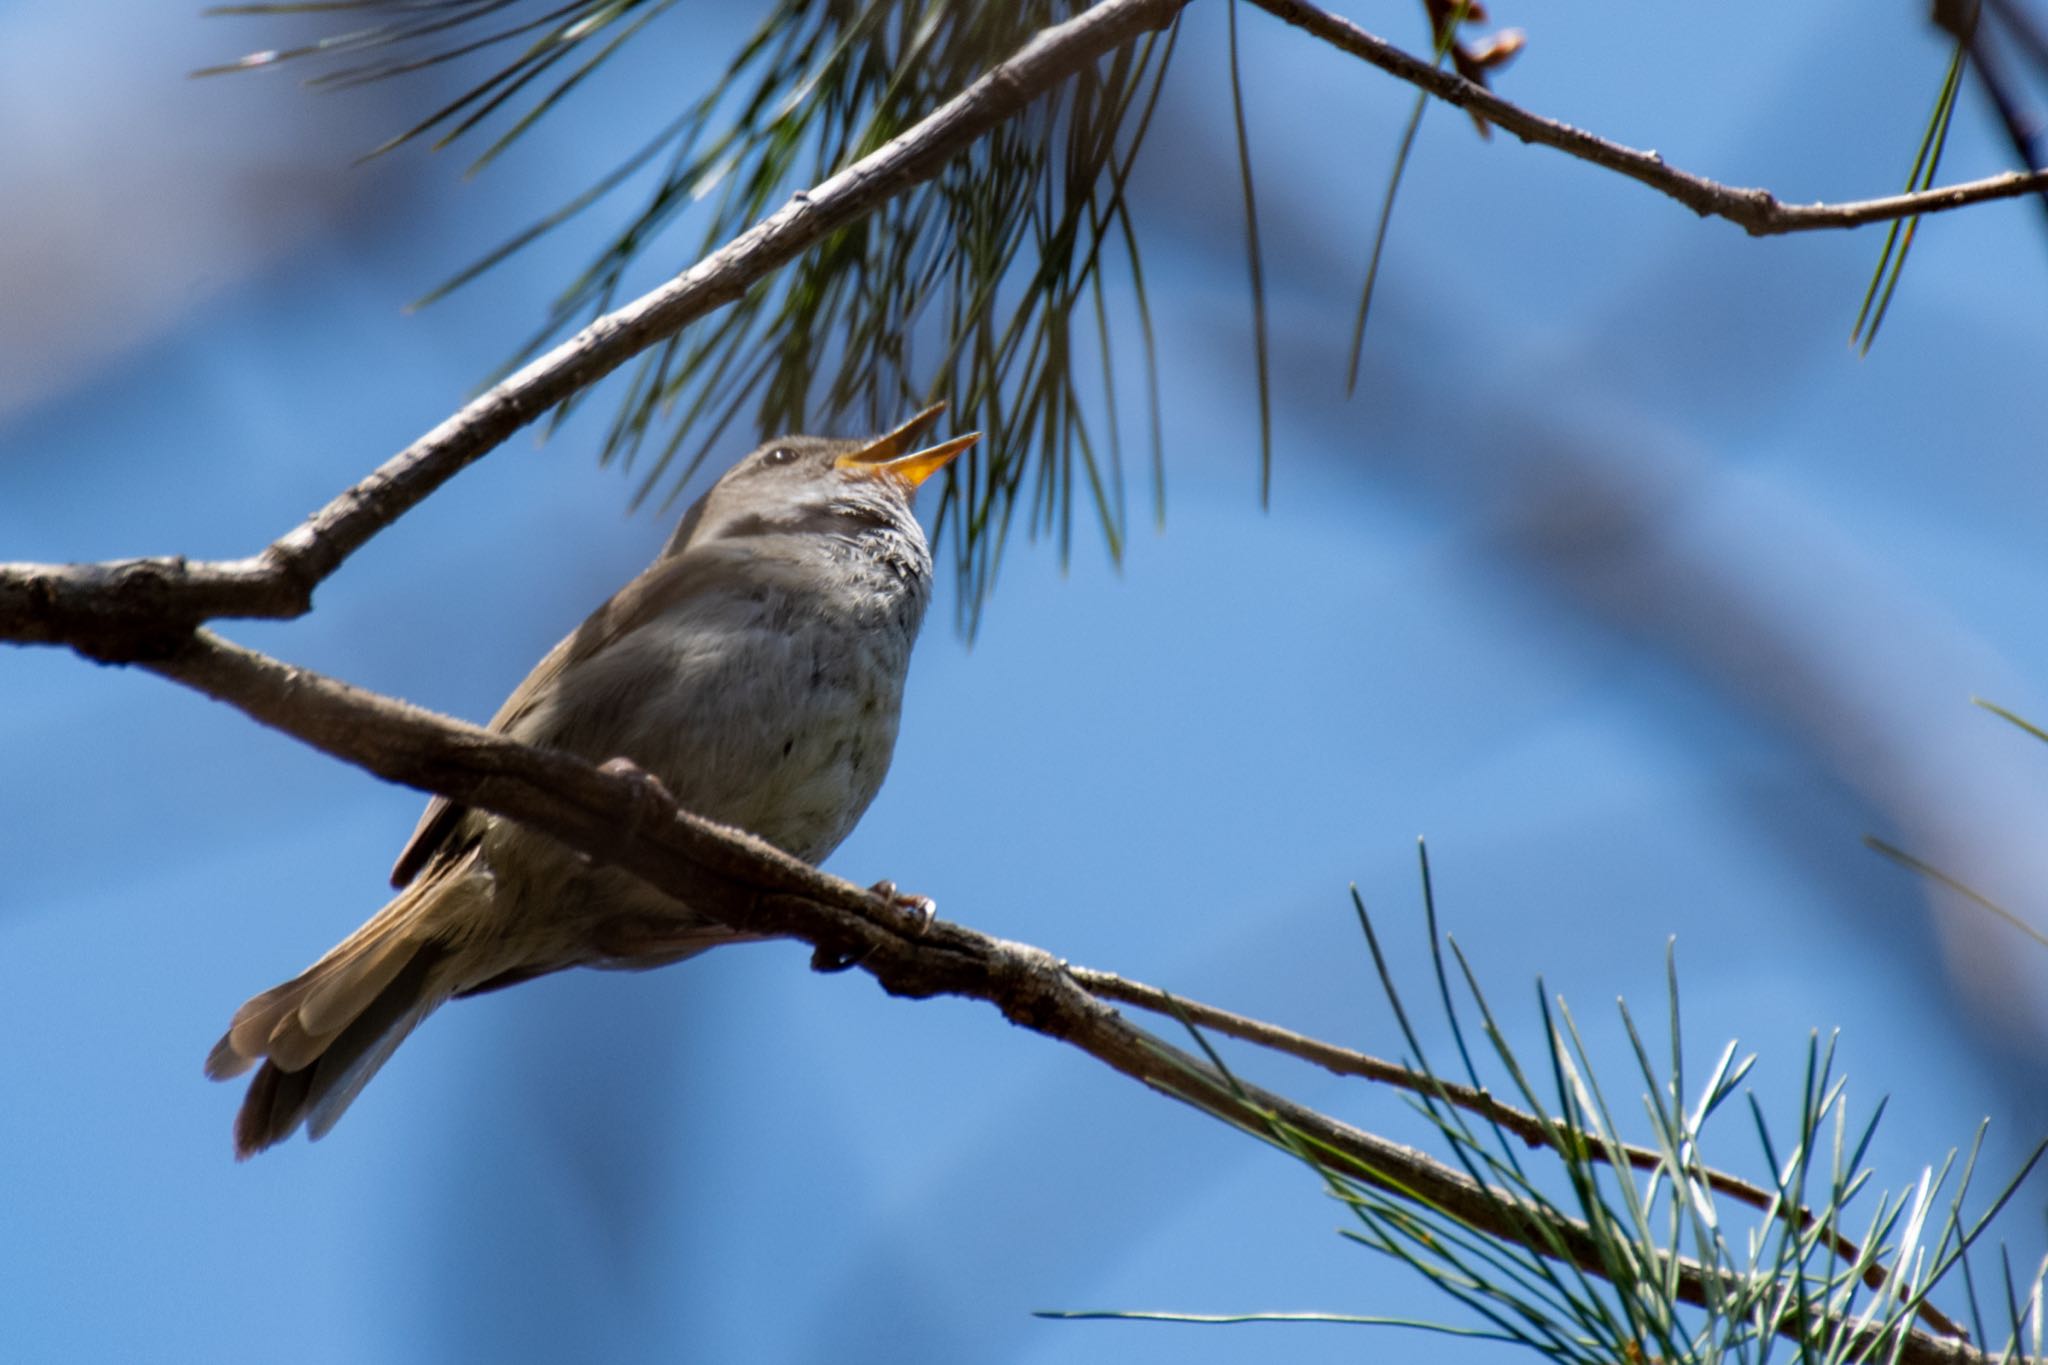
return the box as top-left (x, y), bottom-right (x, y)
top-left (808, 882), bottom-right (934, 974)
top-left (868, 879), bottom-right (938, 936)
top-left (599, 757), bottom-right (676, 836)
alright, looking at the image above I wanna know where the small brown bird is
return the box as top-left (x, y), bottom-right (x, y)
top-left (206, 406), bottom-right (978, 1157)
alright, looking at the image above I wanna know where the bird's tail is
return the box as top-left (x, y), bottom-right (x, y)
top-left (205, 855), bottom-right (489, 1159)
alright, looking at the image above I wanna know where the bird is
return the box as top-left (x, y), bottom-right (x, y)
top-left (205, 405), bottom-right (979, 1158)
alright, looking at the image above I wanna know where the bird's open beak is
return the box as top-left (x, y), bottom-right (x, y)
top-left (836, 402), bottom-right (980, 489)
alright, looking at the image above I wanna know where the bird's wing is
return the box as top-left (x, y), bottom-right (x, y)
top-left (388, 553), bottom-right (729, 887)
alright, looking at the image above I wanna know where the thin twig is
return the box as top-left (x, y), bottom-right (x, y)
top-left (1068, 964), bottom-right (1968, 1339)
top-left (0, 0), bottom-right (1193, 656)
top-left (1248, 0), bottom-right (2048, 236)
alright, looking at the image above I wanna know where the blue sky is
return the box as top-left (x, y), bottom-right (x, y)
top-left (6, 2), bottom-right (2048, 1361)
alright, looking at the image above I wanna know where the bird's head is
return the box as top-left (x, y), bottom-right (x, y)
top-left (662, 404), bottom-right (979, 558)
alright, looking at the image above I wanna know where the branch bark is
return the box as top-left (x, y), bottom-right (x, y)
top-left (1252, 0), bottom-right (2048, 235)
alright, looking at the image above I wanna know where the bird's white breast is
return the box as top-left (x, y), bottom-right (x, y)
top-left (514, 530), bottom-right (928, 865)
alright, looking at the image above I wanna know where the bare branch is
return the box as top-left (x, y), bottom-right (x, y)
top-left (128, 627), bottom-right (1995, 1365)
top-left (0, 0), bottom-right (1193, 657)
top-left (0, 555), bottom-right (291, 658)
top-left (1251, 0), bottom-right (2048, 235)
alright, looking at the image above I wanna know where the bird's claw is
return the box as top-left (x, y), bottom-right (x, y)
top-left (868, 879), bottom-right (937, 936)
top-left (808, 883), bottom-right (932, 974)
top-left (810, 943), bottom-right (861, 973)
top-left (599, 757), bottom-right (676, 836)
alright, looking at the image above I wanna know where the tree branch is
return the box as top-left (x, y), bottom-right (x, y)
top-left (131, 627), bottom-right (1995, 1365)
top-left (0, 0), bottom-right (1194, 658)
top-left (1251, 0), bottom-right (2048, 235)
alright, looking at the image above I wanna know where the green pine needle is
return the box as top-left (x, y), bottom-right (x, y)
top-left (1225, 0), bottom-right (1273, 506)
top-left (1345, 0), bottom-right (1474, 394)
top-left (1852, 36), bottom-right (1967, 355)
top-left (1865, 834), bottom-right (2048, 951)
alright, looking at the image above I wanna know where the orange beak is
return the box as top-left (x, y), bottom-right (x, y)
top-left (835, 402), bottom-right (980, 489)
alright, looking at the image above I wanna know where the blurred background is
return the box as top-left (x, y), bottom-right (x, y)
top-left (6, 2), bottom-right (2048, 1360)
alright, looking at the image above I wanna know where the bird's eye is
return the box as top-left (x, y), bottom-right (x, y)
top-left (763, 447), bottom-right (798, 467)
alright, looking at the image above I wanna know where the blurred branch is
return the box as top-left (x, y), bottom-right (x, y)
top-left (16, 623), bottom-right (1987, 1365)
top-left (0, 0), bottom-right (1191, 656)
top-left (1250, 0), bottom-right (2048, 235)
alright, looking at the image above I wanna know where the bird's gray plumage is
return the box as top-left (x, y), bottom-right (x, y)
top-left (207, 418), bottom-right (973, 1157)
